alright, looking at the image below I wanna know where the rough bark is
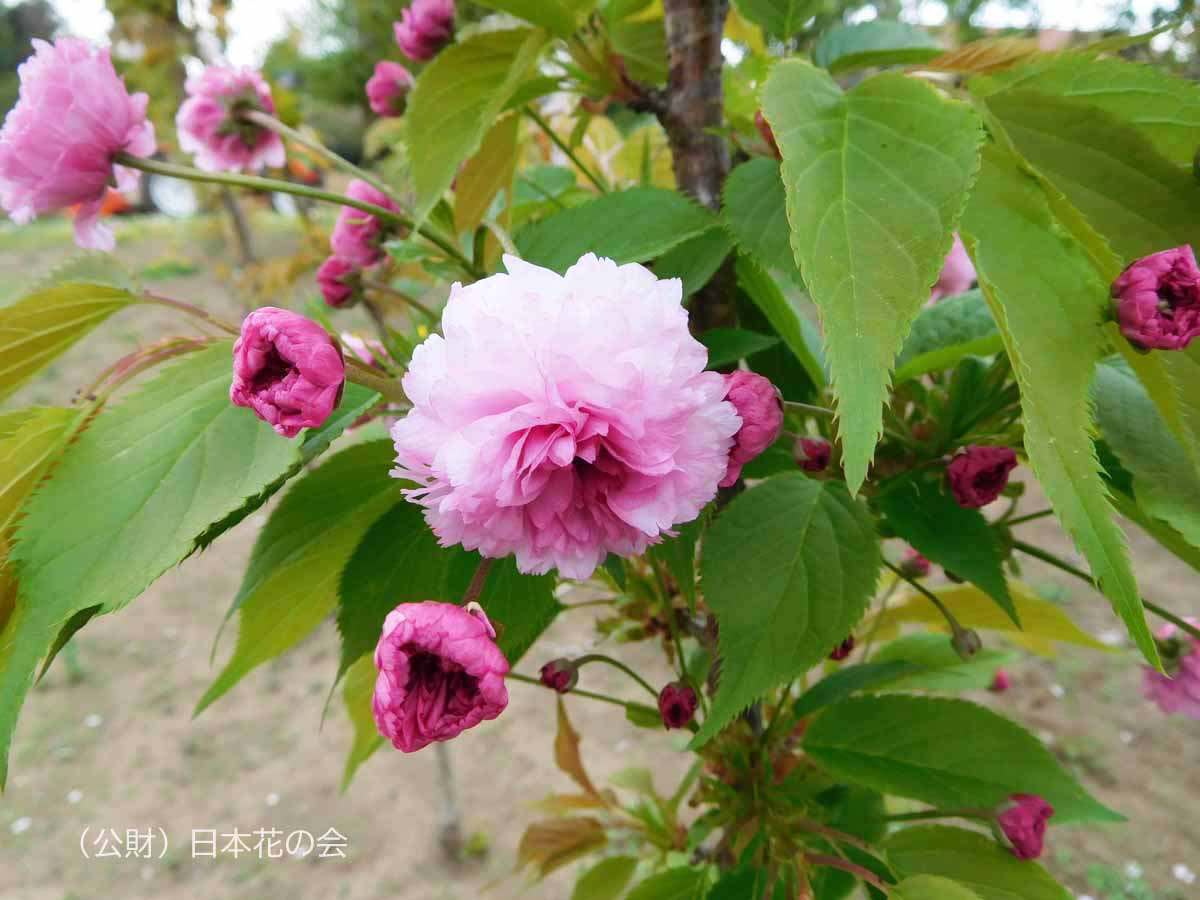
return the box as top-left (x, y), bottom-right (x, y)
top-left (659, 0), bottom-right (737, 333)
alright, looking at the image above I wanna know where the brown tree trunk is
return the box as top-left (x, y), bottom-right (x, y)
top-left (659, 0), bottom-right (737, 333)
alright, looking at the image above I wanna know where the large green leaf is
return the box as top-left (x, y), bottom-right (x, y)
top-left (0, 407), bottom-right (77, 536)
top-left (804, 695), bottom-right (1120, 822)
top-left (571, 856), bottom-right (639, 900)
top-left (763, 63), bottom-right (983, 492)
top-left (473, 0), bottom-right (587, 34)
top-left (876, 474), bottom-right (1015, 623)
top-left (445, 553), bottom-right (561, 665)
top-left (893, 291), bottom-right (1001, 383)
top-left (813, 21), bottom-right (940, 74)
top-left (0, 281), bottom-right (137, 403)
top-left (1094, 360), bottom-right (1200, 549)
top-left (792, 660), bottom-right (923, 718)
top-left (515, 188), bottom-right (717, 273)
top-left (959, 143), bottom-right (1156, 666)
top-left (980, 90), bottom-right (1200, 262)
top-left (893, 876), bottom-right (985, 900)
top-left (722, 159), bottom-right (801, 281)
top-left (196, 440), bottom-right (401, 714)
top-left (971, 52), bottom-right (1200, 167)
top-left (886, 825), bottom-right (1071, 900)
top-left (653, 227), bottom-right (733, 298)
top-left (409, 27), bottom-right (549, 222)
top-left (0, 343), bottom-right (300, 786)
top-left (606, 15), bottom-right (667, 85)
top-left (625, 866), bottom-right (712, 900)
top-left (698, 328), bottom-right (780, 369)
top-left (694, 474), bottom-right (880, 745)
top-left (872, 633), bottom-right (1012, 693)
top-left (341, 654), bottom-right (384, 790)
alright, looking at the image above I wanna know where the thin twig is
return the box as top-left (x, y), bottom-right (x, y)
top-left (524, 106), bottom-right (609, 193)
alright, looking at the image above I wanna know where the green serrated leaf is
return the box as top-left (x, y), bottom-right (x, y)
top-left (699, 329), bottom-right (781, 369)
top-left (886, 825), bottom-right (1071, 900)
top-left (804, 695), bottom-right (1121, 822)
top-left (0, 407), bottom-right (77, 536)
top-left (792, 660), bottom-right (924, 718)
top-left (473, 0), bottom-right (585, 34)
top-left (515, 188), bottom-right (717, 274)
top-left (336, 502), bottom-right (466, 679)
top-left (733, 0), bottom-right (814, 39)
top-left (972, 51), bottom-right (1200, 167)
top-left (341, 653), bottom-right (385, 790)
top-left (893, 875), bottom-right (985, 900)
top-left (763, 63), bottom-right (983, 492)
top-left (959, 143), bottom-right (1156, 666)
top-left (694, 474), bottom-right (880, 746)
top-left (0, 282), bottom-right (138, 403)
top-left (722, 158), bottom-right (801, 282)
top-left (445, 554), bottom-right (560, 665)
top-left (894, 291), bottom-right (1002, 383)
top-left (625, 866), bottom-right (712, 900)
top-left (872, 633), bottom-right (1013, 693)
top-left (979, 89), bottom-right (1200, 263)
top-left (409, 27), bottom-right (549, 223)
top-left (571, 855), bottom-right (639, 900)
top-left (197, 440), bottom-right (401, 714)
top-left (877, 474), bottom-right (1015, 623)
top-left (0, 343), bottom-right (300, 787)
top-left (813, 21), bottom-right (940, 74)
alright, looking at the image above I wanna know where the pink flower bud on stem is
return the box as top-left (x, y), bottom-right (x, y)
top-left (996, 794), bottom-right (1054, 860)
top-left (658, 682), bottom-right (699, 729)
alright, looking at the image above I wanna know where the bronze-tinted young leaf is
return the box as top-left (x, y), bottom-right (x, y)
top-left (517, 817), bottom-right (607, 879)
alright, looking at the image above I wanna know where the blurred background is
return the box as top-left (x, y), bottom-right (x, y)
top-left (0, 2), bottom-right (1198, 899)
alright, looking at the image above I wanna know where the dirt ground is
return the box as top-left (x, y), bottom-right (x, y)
top-left (0, 213), bottom-right (1196, 900)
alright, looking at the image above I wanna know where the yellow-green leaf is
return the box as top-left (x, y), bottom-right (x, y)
top-left (454, 112), bottom-right (520, 235)
top-left (341, 654), bottom-right (384, 790)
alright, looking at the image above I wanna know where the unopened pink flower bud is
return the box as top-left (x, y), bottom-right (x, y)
top-left (394, 0), bottom-right (455, 62)
top-left (930, 233), bottom-right (976, 301)
top-left (829, 636), bottom-right (855, 662)
top-left (373, 601), bottom-right (509, 752)
top-left (989, 668), bottom-right (1011, 693)
top-left (900, 548), bottom-right (931, 579)
top-left (719, 371), bottom-right (784, 487)
top-left (997, 794), bottom-right (1054, 860)
top-left (331, 179), bottom-right (404, 268)
top-left (176, 65), bottom-right (285, 173)
top-left (317, 256), bottom-right (361, 309)
top-left (795, 437), bottom-right (832, 474)
top-left (946, 446), bottom-right (1018, 508)
top-left (658, 682), bottom-right (698, 729)
top-left (0, 39), bottom-right (156, 251)
top-left (539, 658), bottom-right (578, 694)
top-left (230, 307), bottom-right (345, 438)
top-left (1113, 246), bottom-right (1200, 351)
top-left (755, 110), bottom-right (780, 160)
top-left (1142, 619), bottom-right (1200, 720)
top-left (366, 61), bottom-right (414, 117)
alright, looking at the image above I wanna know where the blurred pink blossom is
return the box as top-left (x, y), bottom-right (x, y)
top-left (317, 256), bottom-right (360, 308)
top-left (176, 66), bottom-right (285, 173)
top-left (330, 180), bottom-right (402, 268)
top-left (366, 61), bottom-right (414, 116)
top-left (394, 0), bottom-right (455, 61)
top-left (930, 234), bottom-right (976, 301)
top-left (1143, 619), bottom-right (1200, 720)
top-left (0, 38), bottom-right (156, 251)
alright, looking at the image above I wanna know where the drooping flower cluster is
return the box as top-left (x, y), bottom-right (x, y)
top-left (230, 307), bottom-right (345, 438)
top-left (0, 38), bottom-right (156, 251)
top-left (366, 61), bottom-right (414, 117)
top-left (930, 233), bottom-right (976, 301)
top-left (1112, 246), bottom-right (1200, 351)
top-left (372, 601), bottom-right (509, 752)
top-left (390, 254), bottom-right (741, 579)
top-left (394, 0), bottom-right (456, 61)
top-left (176, 66), bottom-right (285, 173)
top-left (946, 445), bottom-right (1017, 508)
top-left (1142, 619), bottom-right (1200, 720)
top-left (997, 794), bottom-right (1054, 860)
top-left (720, 371), bottom-right (784, 487)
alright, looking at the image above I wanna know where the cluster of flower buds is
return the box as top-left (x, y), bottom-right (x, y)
top-left (317, 180), bottom-right (405, 309)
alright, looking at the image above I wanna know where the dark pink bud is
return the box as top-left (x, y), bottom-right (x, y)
top-left (658, 682), bottom-right (698, 729)
top-left (755, 110), bottom-right (780, 160)
top-left (230, 307), bottom-right (346, 438)
top-left (829, 636), bottom-right (855, 662)
top-left (900, 547), bottom-right (931, 579)
top-left (316, 255), bottom-right (361, 309)
top-left (720, 371), bottom-right (784, 487)
top-left (539, 658), bottom-right (578, 694)
top-left (795, 437), bottom-right (832, 474)
top-left (331, 179), bottom-right (403, 269)
top-left (394, 0), bottom-right (455, 62)
top-left (365, 61), bottom-right (414, 117)
top-left (997, 794), bottom-right (1054, 860)
top-left (1113, 246), bottom-right (1200, 351)
top-left (946, 445), bottom-right (1018, 508)
top-left (373, 602), bottom-right (509, 753)
top-left (989, 668), bottom-right (1011, 693)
